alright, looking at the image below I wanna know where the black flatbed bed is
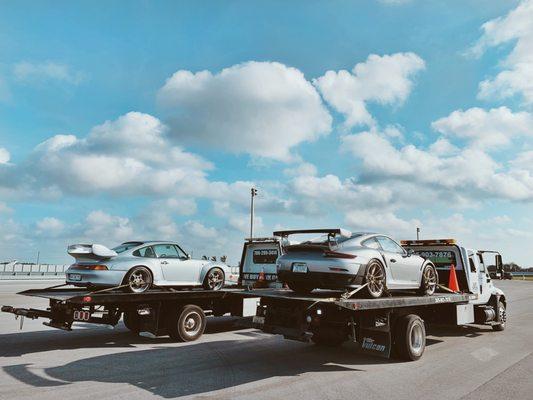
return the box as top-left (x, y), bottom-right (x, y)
top-left (17, 286), bottom-right (245, 304)
top-left (240, 288), bottom-right (475, 310)
top-left (13, 286), bottom-right (475, 310)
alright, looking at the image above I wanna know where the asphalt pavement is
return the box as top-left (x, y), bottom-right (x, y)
top-left (0, 280), bottom-right (532, 400)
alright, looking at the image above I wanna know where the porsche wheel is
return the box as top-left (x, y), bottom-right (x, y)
top-left (364, 260), bottom-right (386, 298)
top-left (124, 266), bottom-right (152, 293)
top-left (418, 264), bottom-right (438, 296)
top-left (203, 268), bottom-right (225, 291)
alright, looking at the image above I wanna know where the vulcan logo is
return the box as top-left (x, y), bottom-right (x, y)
top-left (361, 337), bottom-right (386, 352)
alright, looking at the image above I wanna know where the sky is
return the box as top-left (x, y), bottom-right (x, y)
top-left (0, 0), bottom-right (532, 266)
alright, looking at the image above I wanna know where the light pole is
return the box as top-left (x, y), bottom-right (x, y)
top-left (250, 187), bottom-right (258, 241)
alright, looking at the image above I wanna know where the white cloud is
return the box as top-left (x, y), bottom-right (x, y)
top-left (84, 211), bottom-right (134, 244)
top-left (183, 221), bottom-right (218, 239)
top-left (341, 129), bottom-right (533, 202)
top-left (283, 162), bottom-right (318, 177)
top-left (158, 61), bottom-right (332, 161)
top-left (511, 150), bottom-right (533, 172)
top-left (314, 53), bottom-right (425, 127)
top-left (471, 0), bottom-right (533, 105)
top-left (13, 61), bottom-right (85, 85)
top-left (432, 107), bottom-right (533, 150)
top-left (0, 147), bottom-right (10, 164)
top-left (0, 202), bottom-right (12, 213)
top-left (36, 217), bottom-right (64, 236)
top-left (26, 112), bottom-right (212, 195)
top-left (428, 137), bottom-right (460, 156)
top-left (345, 210), bottom-right (420, 237)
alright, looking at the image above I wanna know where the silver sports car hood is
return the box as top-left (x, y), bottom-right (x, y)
top-left (68, 244), bottom-right (118, 262)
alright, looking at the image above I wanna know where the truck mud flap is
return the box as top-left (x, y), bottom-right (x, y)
top-left (358, 312), bottom-right (392, 358)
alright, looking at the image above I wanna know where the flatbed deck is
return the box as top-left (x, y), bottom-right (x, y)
top-left (16, 286), bottom-right (244, 304)
top-left (241, 288), bottom-right (476, 310)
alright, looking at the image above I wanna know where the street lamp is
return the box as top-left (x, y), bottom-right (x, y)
top-left (250, 187), bottom-right (258, 241)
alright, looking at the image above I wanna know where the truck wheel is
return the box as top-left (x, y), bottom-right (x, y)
top-left (203, 268), bottom-right (225, 291)
top-left (123, 311), bottom-right (140, 335)
top-left (394, 314), bottom-right (426, 361)
top-left (364, 260), bottom-right (386, 298)
top-left (418, 264), bottom-right (438, 296)
top-left (287, 282), bottom-right (314, 294)
top-left (492, 302), bottom-right (506, 331)
top-left (167, 304), bottom-right (206, 342)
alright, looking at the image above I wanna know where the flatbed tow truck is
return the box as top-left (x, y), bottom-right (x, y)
top-left (1, 238), bottom-right (506, 361)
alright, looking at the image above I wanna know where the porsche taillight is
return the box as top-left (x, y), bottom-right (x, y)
top-left (323, 251), bottom-right (357, 259)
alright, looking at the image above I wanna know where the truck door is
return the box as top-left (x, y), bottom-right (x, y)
top-left (476, 253), bottom-right (492, 303)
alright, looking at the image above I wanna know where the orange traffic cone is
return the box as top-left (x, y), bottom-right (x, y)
top-left (254, 269), bottom-right (267, 288)
top-left (258, 270), bottom-right (266, 282)
top-left (448, 264), bottom-right (459, 292)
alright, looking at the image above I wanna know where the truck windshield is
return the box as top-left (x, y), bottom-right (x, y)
top-left (415, 249), bottom-right (458, 270)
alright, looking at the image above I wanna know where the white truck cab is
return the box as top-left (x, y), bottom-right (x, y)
top-left (402, 239), bottom-right (506, 331)
top-left (239, 238), bottom-right (284, 288)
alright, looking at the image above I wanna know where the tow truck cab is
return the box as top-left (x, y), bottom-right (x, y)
top-left (239, 238), bottom-right (283, 288)
top-left (401, 239), bottom-right (506, 326)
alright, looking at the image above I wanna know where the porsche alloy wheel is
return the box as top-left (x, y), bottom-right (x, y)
top-left (419, 265), bottom-right (438, 296)
top-left (125, 266), bottom-right (152, 293)
top-left (203, 268), bottom-right (225, 291)
top-left (364, 261), bottom-right (386, 298)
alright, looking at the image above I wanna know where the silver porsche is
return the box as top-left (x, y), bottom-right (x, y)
top-left (275, 229), bottom-right (438, 298)
top-left (65, 241), bottom-right (231, 293)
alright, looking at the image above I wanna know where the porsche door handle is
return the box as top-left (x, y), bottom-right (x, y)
top-left (390, 259), bottom-right (397, 263)
top-left (161, 261), bottom-right (169, 265)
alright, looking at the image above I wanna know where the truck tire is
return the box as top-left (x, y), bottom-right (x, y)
top-left (492, 302), bottom-right (506, 331)
top-left (123, 310), bottom-right (140, 335)
top-left (394, 314), bottom-right (426, 361)
top-left (167, 304), bottom-right (206, 342)
top-left (287, 282), bottom-right (314, 295)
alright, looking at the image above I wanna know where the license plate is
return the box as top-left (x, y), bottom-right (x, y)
top-left (69, 274), bottom-right (82, 281)
top-left (253, 316), bottom-right (265, 325)
top-left (292, 263), bottom-right (308, 273)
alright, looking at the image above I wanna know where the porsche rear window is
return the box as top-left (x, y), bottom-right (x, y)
top-left (113, 243), bottom-right (142, 253)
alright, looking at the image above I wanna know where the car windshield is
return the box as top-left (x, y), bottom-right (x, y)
top-left (112, 242), bottom-right (142, 253)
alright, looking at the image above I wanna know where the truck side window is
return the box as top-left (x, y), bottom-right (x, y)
top-left (478, 254), bottom-right (485, 273)
top-left (468, 257), bottom-right (476, 273)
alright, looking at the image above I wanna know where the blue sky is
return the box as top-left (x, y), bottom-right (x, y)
top-left (1, 0), bottom-right (532, 266)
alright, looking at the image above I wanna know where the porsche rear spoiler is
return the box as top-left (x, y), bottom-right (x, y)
top-left (273, 228), bottom-right (352, 238)
top-left (67, 244), bottom-right (118, 261)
